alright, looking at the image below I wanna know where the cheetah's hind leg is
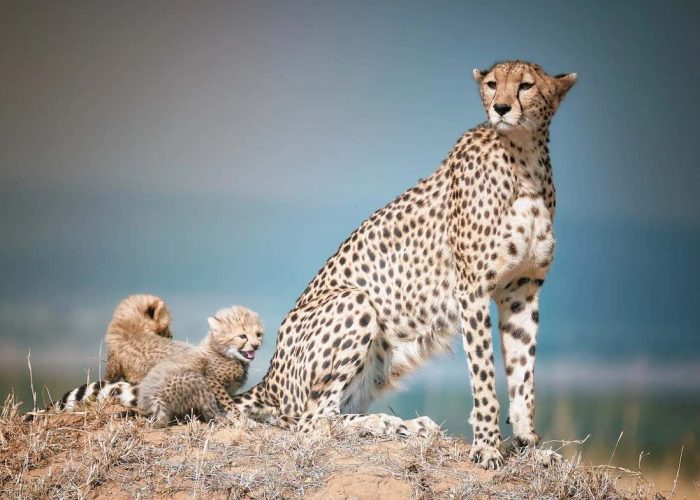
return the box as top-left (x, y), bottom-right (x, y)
top-left (333, 413), bottom-right (441, 438)
top-left (292, 291), bottom-right (442, 438)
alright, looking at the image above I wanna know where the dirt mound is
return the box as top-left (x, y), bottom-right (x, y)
top-left (1, 397), bottom-right (661, 499)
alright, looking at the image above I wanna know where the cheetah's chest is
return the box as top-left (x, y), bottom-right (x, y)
top-left (494, 197), bottom-right (554, 283)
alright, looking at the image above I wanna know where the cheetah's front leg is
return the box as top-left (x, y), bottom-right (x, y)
top-left (460, 297), bottom-right (502, 469)
top-left (495, 278), bottom-right (542, 447)
top-left (205, 376), bottom-right (238, 413)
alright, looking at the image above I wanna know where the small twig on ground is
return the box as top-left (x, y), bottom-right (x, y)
top-left (542, 433), bottom-right (590, 453)
top-left (638, 450), bottom-right (650, 471)
top-left (27, 350), bottom-right (37, 411)
top-left (670, 446), bottom-right (684, 498)
top-left (608, 431), bottom-right (623, 466)
top-left (98, 339), bottom-right (104, 382)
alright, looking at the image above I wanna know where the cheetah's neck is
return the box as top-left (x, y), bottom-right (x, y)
top-left (497, 128), bottom-right (551, 198)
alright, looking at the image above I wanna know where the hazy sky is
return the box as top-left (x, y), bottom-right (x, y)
top-left (1, 1), bottom-right (699, 384)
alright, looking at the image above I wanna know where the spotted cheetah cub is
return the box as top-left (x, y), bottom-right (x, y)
top-left (104, 293), bottom-right (174, 383)
top-left (138, 306), bottom-right (263, 427)
top-left (48, 301), bottom-right (261, 420)
top-left (31, 294), bottom-right (174, 415)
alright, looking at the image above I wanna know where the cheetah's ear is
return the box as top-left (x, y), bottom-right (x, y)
top-left (149, 299), bottom-right (168, 321)
top-left (554, 72), bottom-right (577, 97)
top-left (207, 316), bottom-right (220, 329)
top-left (472, 68), bottom-right (488, 83)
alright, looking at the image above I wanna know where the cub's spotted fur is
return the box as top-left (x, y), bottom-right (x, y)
top-left (49, 296), bottom-right (263, 420)
top-left (229, 60), bottom-right (576, 469)
top-left (50, 304), bottom-right (262, 423)
top-left (104, 293), bottom-right (174, 384)
top-left (137, 306), bottom-right (263, 427)
top-left (28, 294), bottom-right (172, 416)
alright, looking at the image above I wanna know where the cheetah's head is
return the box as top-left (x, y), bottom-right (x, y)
top-left (112, 294), bottom-right (173, 339)
top-left (473, 60), bottom-right (576, 133)
top-left (207, 306), bottom-right (264, 363)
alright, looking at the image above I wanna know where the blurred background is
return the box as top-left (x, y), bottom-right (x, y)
top-left (1, 0), bottom-right (698, 494)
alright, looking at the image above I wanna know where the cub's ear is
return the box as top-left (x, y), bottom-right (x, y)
top-left (207, 316), bottom-right (220, 329)
top-left (151, 299), bottom-right (169, 322)
top-left (554, 72), bottom-right (577, 97)
top-left (472, 68), bottom-right (488, 83)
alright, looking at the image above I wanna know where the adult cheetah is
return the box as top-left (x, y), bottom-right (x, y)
top-left (233, 60), bottom-right (576, 469)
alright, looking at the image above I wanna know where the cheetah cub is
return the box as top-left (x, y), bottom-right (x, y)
top-left (47, 301), bottom-right (261, 420)
top-left (104, 293), bottom-right (174, 383)
top-left (138, 306), bottom-right (264, 427)
top-left (33, 294), bottom-right (174, 415)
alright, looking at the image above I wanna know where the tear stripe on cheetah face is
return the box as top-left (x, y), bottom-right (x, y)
top-left (229, 60), bottom-right (575, 469)
top-left (473, 60), bottom-right (576, 133)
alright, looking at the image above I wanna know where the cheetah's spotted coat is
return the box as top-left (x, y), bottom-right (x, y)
top-left (232, 60), bottom-right (576, 469)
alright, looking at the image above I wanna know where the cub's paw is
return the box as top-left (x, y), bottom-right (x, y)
top-left (404, 416), bottom-right (442, 437)
top-left (469, 443), bottom-right (503, 470)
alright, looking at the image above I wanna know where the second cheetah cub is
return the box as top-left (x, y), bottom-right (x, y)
top-left (138, 306), bottom-right (263, 427)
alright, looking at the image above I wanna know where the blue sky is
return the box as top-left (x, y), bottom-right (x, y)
top-left (1, 1), bottom-right (699, 390)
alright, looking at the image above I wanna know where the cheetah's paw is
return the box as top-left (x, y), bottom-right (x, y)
top-left (514, 430), bottom-right (540, 448)
top-left (404, 416), bottom-right (442, 437)
top-left (469, 443), bottom-right (503, 470)
top-left (532, 448), bottom-right (562, 467)
top-left (352, 414), bottom-right (409, 437)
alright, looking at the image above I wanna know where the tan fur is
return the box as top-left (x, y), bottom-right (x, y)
top-left (229, 60), bottom-right (576, 470)
top-left (51, 304), bottom-right (263, 419)
top-left (103, 294), bottom-right (175, 382)
top-left (138, 306), bottom-right (264, 427)
top-left (472, 60), bottom-right (576, 133)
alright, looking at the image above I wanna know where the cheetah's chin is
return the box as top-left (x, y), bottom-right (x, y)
top-left (494, 120), bottom-right (516, 130)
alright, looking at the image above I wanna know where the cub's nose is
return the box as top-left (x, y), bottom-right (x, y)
top-left (493, 103), bottom-right (511, 116)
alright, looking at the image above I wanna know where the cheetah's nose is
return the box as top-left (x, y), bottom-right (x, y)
top-left (493, 103), bottom-right (511, 116)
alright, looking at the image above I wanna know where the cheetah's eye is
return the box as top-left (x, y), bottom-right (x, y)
top-left (486, 81), bottom-right (497, 90)
top-left (519, 82), bottom-right (534, 91)
top-left (239, 334), bottom-right (247, 339)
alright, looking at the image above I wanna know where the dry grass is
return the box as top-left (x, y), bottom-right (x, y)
top-left (0, 394), bottom-right (670, 499)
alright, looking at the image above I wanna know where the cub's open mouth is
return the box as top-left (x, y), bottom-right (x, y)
top-left (240, 350), bottom-right (256, 360)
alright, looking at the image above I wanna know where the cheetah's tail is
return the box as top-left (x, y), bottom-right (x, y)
top-left (23, 380), bottom-right (139, 421)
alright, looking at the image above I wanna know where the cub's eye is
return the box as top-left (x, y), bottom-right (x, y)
top-left (519, 82), bottom-right (534, 91)
top-left (486, 81), bottom-right (497, 90)
top-left (239, 334), bottom-right (247, 339)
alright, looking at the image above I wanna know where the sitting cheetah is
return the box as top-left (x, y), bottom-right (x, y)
top-left (230, 60), bottom-right (576, 469)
